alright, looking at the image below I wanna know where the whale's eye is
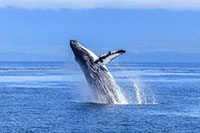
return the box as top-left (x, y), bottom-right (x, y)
top-left (83, 56), bottom-right (89, 61)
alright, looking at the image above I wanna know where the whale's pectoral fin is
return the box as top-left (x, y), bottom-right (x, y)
top-left (94, 49), bottom-right (126, 65)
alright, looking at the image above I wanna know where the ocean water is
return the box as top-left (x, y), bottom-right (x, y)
top-left (0, 62), bottom-right (200, 132)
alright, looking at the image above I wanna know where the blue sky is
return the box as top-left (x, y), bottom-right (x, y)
top-left (0, 1), bottom-right (200, 62)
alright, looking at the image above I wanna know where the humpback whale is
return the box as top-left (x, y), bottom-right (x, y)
top-left (70, 40), bottom-right (127, 104)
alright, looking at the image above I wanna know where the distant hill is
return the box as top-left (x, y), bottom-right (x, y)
top-left (1, 51), bottom-right (200, 63)
top-left (0, 52), bottom-right (68, 62)
top-left (119, 52), bottom-right (200, 63)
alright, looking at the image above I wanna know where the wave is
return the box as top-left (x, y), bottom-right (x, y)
top-left (71, 101), bottom-right (159, 105)
top-left (1, 67), bottom-right (200, 73)
top-left (110, 68), bottom-right (200, 73)
top-left (0, 68), bottom-right (62, 71)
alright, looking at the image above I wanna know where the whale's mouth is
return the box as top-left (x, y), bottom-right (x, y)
top-left (70, 40), bottom-right (98, 62)
top-left (70, 40), bottom-right (83, 58)
top-left (70, 40), bottom-right (78, 47)
top-left (70, 40), bottom-right (78, 53)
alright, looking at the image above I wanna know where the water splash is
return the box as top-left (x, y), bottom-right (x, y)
top-left (80, 65), bottom-right (128, 105)
top-left (114, 63), bottom-right (157, 104)
top-left (90, 70), bottom-right (128, 104)
top-left (79, 62), bottom-right (156, 105)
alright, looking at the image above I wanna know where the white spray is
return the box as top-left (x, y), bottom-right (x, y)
top-left (114, 63), bottom-right (157, 104)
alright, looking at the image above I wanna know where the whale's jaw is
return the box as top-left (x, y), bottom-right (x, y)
top-left (70, 40), bottom-right (98, 64)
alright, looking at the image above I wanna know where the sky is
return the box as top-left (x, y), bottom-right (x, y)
top-left (0, 0), bottom-right (200, 62)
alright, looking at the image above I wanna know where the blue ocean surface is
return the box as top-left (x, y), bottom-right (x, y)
top-left (0, 62), bottom-right (200, 132)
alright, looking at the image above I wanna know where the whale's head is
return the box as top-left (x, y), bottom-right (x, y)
top-left (70, 40), bottom-right (98, 67)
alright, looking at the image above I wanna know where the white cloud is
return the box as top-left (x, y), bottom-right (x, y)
top-left (0, 0), bottom-right (200, 10)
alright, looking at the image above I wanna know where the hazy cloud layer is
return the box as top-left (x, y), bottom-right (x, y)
top-left (0, 0), bottom-right (200, 10)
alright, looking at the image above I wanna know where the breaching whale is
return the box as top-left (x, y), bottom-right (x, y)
top-left (70, 40), bottom-right (127, 104)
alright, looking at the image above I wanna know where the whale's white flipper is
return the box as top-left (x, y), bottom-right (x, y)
top-left (94, 49), bottom-right (126, 65)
